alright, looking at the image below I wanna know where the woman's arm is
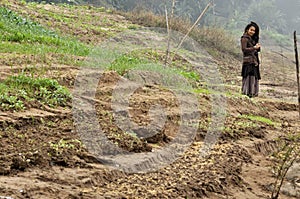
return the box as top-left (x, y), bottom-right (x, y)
top-left (241, 37), bottom-right (256, 54)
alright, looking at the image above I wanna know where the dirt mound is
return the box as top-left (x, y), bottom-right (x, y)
top-left (1, 66), bottom-right (299, 198)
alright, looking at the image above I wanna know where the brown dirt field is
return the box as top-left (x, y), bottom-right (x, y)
top-left (0, 67), bottom-right (299, 198)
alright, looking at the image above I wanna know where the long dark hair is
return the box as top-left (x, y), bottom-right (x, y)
top-left (250, 21), bottom-right (259, 43)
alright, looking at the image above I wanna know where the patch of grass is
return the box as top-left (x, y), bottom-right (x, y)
top-left (239, 114), bottom-right (277, 126)
top-left (193, 88), bottom-right (210, 95)
top-left (0, 6), bottom-right (56, 42)
top-left (0, 41), bottom-right (88, 56)
top-left (109, 54), bottom-right (148, 75)
top-left (0, 73), bottom-right (71, 111)
top-left (179, 70), bottom-right (200, 82)
top-left (0, 6), bottom-right (90, 56)
top-left (108, 49), bottom-right (203, 88)
top-left (24, 1), bottom-right (130, 40)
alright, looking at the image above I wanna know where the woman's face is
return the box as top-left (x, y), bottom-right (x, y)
top-left (247, 26), bottom-right (256, 36)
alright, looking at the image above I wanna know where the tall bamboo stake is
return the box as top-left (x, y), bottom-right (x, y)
top-left (294, 31), bottom-right (300, 118)
top-left (174, 2), bottom-right (212, 53)
top-left (164, 5), bottom-right (170, 67)
top-left (168, 1), bottom-right (212, 65)
top-left (164, 0), bottom-right (176, 67)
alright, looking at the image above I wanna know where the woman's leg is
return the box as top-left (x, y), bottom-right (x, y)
top-left (242, 76), bottom-right (256, 97)
top-left (254, 78), bottom-right (259, 97)
top-left (242, 77), bottom-right (247, 95)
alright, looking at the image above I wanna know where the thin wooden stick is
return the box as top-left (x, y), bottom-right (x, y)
top-left (170, 0), bottom-right (176, 19)
top-left (293, 31), bottom-right (300, 118)
top-left (174, 2), bottom-right (212, 53)
top-left (164, 5), bottom-right (170, 67)
top-left (164, 0), bottom-right (176, 67)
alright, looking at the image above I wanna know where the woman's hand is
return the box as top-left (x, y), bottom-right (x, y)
top-left (254, 43), bottom-right (261, 49)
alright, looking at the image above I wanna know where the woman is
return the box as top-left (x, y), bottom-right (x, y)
top-left (241, 22), bottom-right (261, 98)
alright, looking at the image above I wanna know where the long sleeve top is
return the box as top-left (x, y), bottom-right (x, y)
top-left (241, 34), bottom-right (258, 66)
top-left (240, 34), bottom-right (261, 79)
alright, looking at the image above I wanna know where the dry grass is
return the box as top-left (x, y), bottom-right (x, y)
top-left (121, 9), bottom-right (240, 58)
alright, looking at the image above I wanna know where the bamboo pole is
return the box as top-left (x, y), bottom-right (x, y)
top-left (164, 0), bottom-right (176, 67)
top-left (164, 5), bottom-right (170, 67)
top-left (293, 31), bottom-right (300, 118)
top-left (174, 2), bottom-right (212, 53)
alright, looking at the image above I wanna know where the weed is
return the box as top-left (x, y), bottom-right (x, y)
top-left (270, 133), bottom-right (300, 199)
top-left (49, 139), bottom-right (82, 155)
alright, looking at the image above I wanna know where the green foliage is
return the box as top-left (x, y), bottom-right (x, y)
top-left (248, 0), bottom-right (286, 33)
top-left (179, 70), bottom-right (200, 82)
top-left (0, 6), bottom-right (59, 43)
top-left (0, 7), bottom-right (89, 56)
top-left (264, 30), bottom-right (291, 47)
top-left (193, 88), bottom-right (210, 95)
top-left (239, 114), bottom-right (277, 126)
top-left (109, 54), bottom-right (148, 75)
top-left (49, 139), bottom-right (82, 156)
top-left (108, 52), bottom-right (201, 91)
top-left (0, 92), bottom-right (25, 111)
top-left (0, 6), bottom-right (57, 43)
top-left (0, 74), bottom-right (71, 111)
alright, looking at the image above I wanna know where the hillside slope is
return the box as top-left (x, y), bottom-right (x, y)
top-left (0, 1), bottom-right (299, 199)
